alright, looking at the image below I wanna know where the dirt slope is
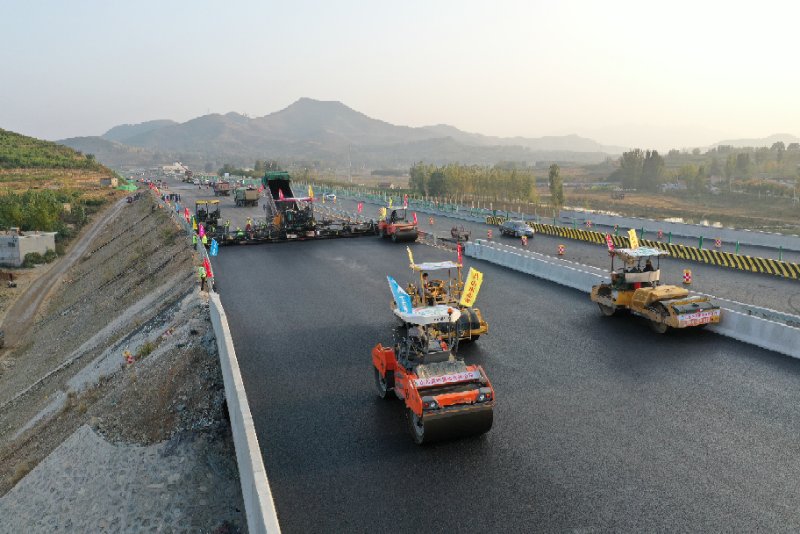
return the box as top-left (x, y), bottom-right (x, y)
top-left (0, 193), bottom-right (243, 530)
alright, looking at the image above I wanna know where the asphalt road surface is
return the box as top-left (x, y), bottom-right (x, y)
top-left (214, 237), bottom-right (800, 533)
top-left (333, 197), bottom-right (800, 316)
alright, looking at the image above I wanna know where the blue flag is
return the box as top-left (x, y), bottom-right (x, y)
top-left (210, 239), bottom-right (219, 257)
top-left (387, 276), bottom-right (412, 314)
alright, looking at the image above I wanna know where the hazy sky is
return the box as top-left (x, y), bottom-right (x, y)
top-left (2, 0), bottom-right (798, 149)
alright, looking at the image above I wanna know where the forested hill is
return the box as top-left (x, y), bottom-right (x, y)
top-left (0, 128), bottom-right (108, 171)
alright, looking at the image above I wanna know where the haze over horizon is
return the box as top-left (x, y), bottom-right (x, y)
top-left (2, 0), bottom-right (798, 150)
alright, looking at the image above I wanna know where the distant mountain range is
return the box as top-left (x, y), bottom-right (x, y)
top-left (56, 98), bottom-right (798, 170)
top-left (58, 98), bottom-right (625, 169)
top-left (712, 133), bottom-right (800, 148)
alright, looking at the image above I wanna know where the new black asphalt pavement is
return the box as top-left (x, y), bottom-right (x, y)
top-left (214, 237), bottom-right (800, 533)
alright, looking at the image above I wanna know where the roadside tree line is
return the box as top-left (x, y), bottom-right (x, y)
top-left (408, 162), bottom-right (539, 203)
top-left (0, 190), bottom-right (89, 237)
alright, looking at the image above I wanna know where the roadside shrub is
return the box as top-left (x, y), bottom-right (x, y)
top-left (137, 341), bottom-right (154, 358)
top-left (43, 249), bottom-right (57, 262)
top-left (161, 227), bottom-right (177, 246)
top-left (22, 252), bottom-right (44, 267)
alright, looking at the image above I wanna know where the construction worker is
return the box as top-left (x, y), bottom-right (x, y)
top-left (245, 217), bottom-right (252, 232)
top-left (198, 266), bottom-right (207, 291)
top-left (192, 234), bottom-right (198, 247)
top-left (236, 226), bottom-right (244, 239)
top-left (201, 234), bottom-right (208, 247)
top-left (225, 219), bottom-right (231, 232)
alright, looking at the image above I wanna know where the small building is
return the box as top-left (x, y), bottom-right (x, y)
top-left (162, 162), bottom-right (188, 174)
top-left (100, 177), bottom-right (118, 187)
top-left (377, 182), bottom-right (396, 190)
top-left (0, 230), bottom-right (57, 267)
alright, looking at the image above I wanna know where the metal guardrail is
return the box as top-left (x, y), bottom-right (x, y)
top-left (303, 185), bottom-right (800, 252)
top-left (330, 192), bottom-right (800, 277)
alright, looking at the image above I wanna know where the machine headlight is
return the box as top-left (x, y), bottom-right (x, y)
top-left (478, 387), bottom-right (493, 402)
top-left (422, 396), bottom-right (438, 409)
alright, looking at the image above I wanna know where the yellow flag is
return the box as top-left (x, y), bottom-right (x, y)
top-left (459, 267), bottom-right (484, 307)
top-left (388, 198), bottom-right (393, 208)
top-left (407, 246), bottom-right (415, 267)
top-left (379, 207), bottom-right (387, 219)
top-left (308, 185), bottom-right (314, 199)
top-left (628, 228), bottom-right (639, 249)
top-left (192, 219), bottom-right (198, 231)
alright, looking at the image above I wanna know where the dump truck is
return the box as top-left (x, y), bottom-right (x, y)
top-left (372, 302), bottom-right (494, 444)
top-left (377, 207), bottom-right (418, 242)
top-left (262, 171), bottom-right (316, 237)
top-left (213, 181), bottom-right (231, 196)
top-left (234, 188), bottom-right (259, 207)
top-left (590, 246), bottom-right (721, 333)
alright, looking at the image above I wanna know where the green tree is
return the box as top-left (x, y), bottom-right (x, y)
top-left (427, 171), bottom-right (446, 197)
top-left (409, 162), bottom-right (429, 195)
top-left (641, 150), bottom-right (665, 191)
top-left (709, 156), bottom-right (721, 177)
top-left (724, 154), bottom-right (736, 189)
top-left (735, 153), bottom-right (752, 179)
top-left (618, 149), bottom-right (644, 189)
top-left (548, 164), bottom-right (564, 208)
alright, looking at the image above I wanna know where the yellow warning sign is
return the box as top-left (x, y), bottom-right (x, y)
top-left (459, 267), bottom-right (484, 307)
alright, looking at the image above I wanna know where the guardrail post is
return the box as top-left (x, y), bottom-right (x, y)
top-left (699, 236), bottom-right (704, 249)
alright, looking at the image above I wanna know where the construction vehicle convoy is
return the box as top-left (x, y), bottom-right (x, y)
top-left (373, 285), bottom-right (494, 444)
top-left (210, 171), bottom-right (375, 245)
top-left (400, 251), bottom-right (488, 343)
top-left (590, 246), bottom-right (721, 333)
top-left (377, 207), bottom-right (418, 242)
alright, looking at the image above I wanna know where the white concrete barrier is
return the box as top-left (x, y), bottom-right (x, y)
top-left (465, 240), bottom-right (800, 359)
top-left (210, 292), bottom-right (282, 533)
top-left (708, 310), bottom-right (800, 358)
